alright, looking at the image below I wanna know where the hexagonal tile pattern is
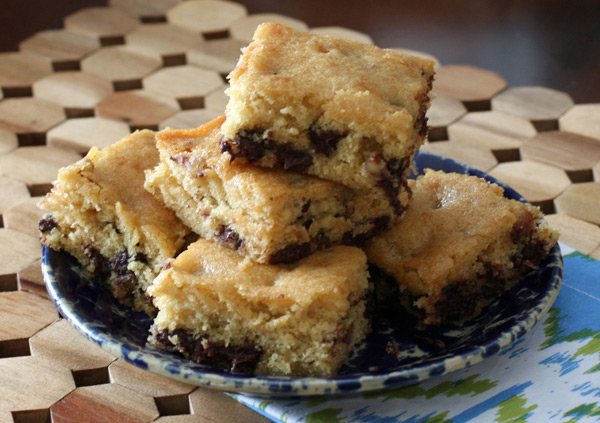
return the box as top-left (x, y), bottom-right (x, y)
top-left (110, 0), bottom-right (180, 22)
top-left (0, 175), bottom-right (30, 219)
top-left (167, 0), bottom-right (247, 38)
top-left (554, 182), bottom-right (600, 225)
top-left (520, 131), bottom-right (600, 182)
top-left (64, 6), bottom-right (140, 45)
top-left (187, 38), bottom-right (246, 76)
top-left (544, 214), bottom-right (600, 255)
top-left (19, 29), bottom-right (101, 71)
top-left (125, 23), bottom-right (204, 66)
top-left (489, 161), bottom-right (571, 213)
top-left (2, 195), bottom-right (44, 238)
top-left (491, 86), bottom-right (574, 131)
top-left (0, 355), bottom-right (74, 413)
top-left (0, 229), bottom-right (42, 290)
top-left (447, 110), bottom-right (537, 162)
top-left (310, 26), bottom-right (374, 44)
top-left (0, 127), bottom-right (18, 155)
top-left (559, 103), bottom-right (600, 141)
top-left (420, 139), bottom-right (498, 172)
top-left (427, 94), bottom-right (467, 141)
top-left (30, 319), bottom-right (115, 372)
top-left (47, 116), bottom-right (131, 154)
top-left (96, 90), bottom-right (180, 131)
top-left (204, 85), bottom-right (228, 112)
top-left (0, 291), bottom-right (57, 341)
top-left (0, 146), bottom-right (82, 195)
top-left (230, 13), bottom-right (308, 42)
top-left (50, 384), bottom-right (159, 423)
top-left (159, 108), bottom-right (221, 130)
top-left (143, 65), bottom-right (223, 109)
top-left (433, 65), bottom-right (507, 111)
top-left (17, 258), bottom-right (48, 299)
top-left (0, 97), bottom-right (66, 146)
top-left (81, 45), bottom-right (162, 91)
top-left (109, 359), bottom-right (194, 399)
top-left (33, 71), bottom-right (114, 118)
top-left (0, 52), bottom-right (53, 97)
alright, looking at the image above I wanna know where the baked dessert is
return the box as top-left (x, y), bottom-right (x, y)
top-left (145, 116), bottom-right (395, 264)
top-left (221, 23), bottom-right (435, 215)
top-left (39, 130), bottom-right (191, 315)
top-left (148, 238), bottom-right (370, 376)
top-left (366, 170), bottom-right (559, 326)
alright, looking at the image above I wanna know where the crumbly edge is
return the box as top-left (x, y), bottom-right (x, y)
top-left (377, 216), bottom-right (559, 326)
top-left (39, 160), bottom-right (187, 316)
top-left (148, 269), bottom-right (371, 376)
top-left (145, 158), bottom-right (394, 264)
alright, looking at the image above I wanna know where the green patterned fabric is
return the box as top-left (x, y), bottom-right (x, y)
top-left (235, 245), bottom-right (600, 422)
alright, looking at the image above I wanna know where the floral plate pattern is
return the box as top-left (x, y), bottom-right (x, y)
top-left (42, 151), bottom-right (563, 397)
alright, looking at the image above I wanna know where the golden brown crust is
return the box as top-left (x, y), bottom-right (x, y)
top-left (149, 239), bottom-right (370, 376)
top-left (366, 170), bottom-right (559, 325)
top-left (222, 23), bottom-right (434, 208)
top-left (39, 130), bottom-right (190, 315)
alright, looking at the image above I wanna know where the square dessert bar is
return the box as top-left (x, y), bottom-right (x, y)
top-left (366, 170), bottom-right (559, 325)
top-left (39, 130), bottom-right (191, 315)
top-left (221, 23), bottom-right (435, 215)
top-left (148, 239), bottom-right (370, 376)
top-left (145, 116), bottom-right (395, 264)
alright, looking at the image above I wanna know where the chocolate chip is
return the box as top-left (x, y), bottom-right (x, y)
top-left (343, 215), bottom-right (391, 246)
top-left (376, 158), bottom-right (410, 215)
top-left (309, 125), bottom-right (344, 156)
top-left (274, 144), bottom-right (313, 172)
top-left (111, 251), bottom-right (130, 276)
top-left (511, 213), bottom-right (534, 244)
top-left (221, 130), bottom-right (267, 162)
top-left (217, 225), bottom-right (243, 251)
top-left (154, 329), bottom-right (262, 373)
top-left (38, 216), bottom-right (57, 233)
top-left (82, 245), bottom-right (110, 279)
top-left (301, 199), bottom-right (311, 213)
top-left (269, 242), bottom-right (312, 264)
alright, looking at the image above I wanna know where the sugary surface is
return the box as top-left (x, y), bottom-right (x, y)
top-left (149, 239), bottom-right (370, 376)
top-left (221, 23), bottom-right (434, 212)
top-left (366, 170), bottom-right (559, 325)
top-left (39, 130), bottom-right (190, 315)
top-left (146, 116), bottom-right (394, 264)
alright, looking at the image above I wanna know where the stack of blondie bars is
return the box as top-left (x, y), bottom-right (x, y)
top-left (40, 23), bottom-right (558, 377)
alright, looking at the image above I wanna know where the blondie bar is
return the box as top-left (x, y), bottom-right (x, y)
top-left (221, 23), bottom-right (435, 215)
top-left (39, 130), bottom-right (190, 315)
top-left (148, 239), bottom-right (370, 376)
top-left (366, 170), bottom-right (559, 325)
top-left (145, 116), bottom-right (394, 264)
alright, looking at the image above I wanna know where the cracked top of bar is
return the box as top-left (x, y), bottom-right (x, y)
top-left (221, 22), bottom-right (435, 207)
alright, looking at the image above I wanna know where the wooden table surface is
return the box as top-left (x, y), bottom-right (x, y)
top-left (1, 1), bottom-right (600, 422)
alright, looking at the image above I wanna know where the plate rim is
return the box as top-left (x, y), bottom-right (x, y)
top-left (42, 151), bottom-right (564, 396)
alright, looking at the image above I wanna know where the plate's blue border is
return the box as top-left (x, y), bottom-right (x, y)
top-left (42, 151), bottom-right (563, 397)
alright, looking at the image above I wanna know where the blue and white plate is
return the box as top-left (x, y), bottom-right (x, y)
top-left (42, 151), bottom-right (563, 397)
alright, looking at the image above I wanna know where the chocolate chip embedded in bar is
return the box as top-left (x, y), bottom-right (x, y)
top-left (146, 116), bottom-right (396, 264)
top-left (221, 23), bottom-right (435, 215)
top-left (148, 239), bottom-right (371, 376)
top-left (366, 170), bottom-right (559, 326)
top-left (38, 129), bottom-right (191, 316)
